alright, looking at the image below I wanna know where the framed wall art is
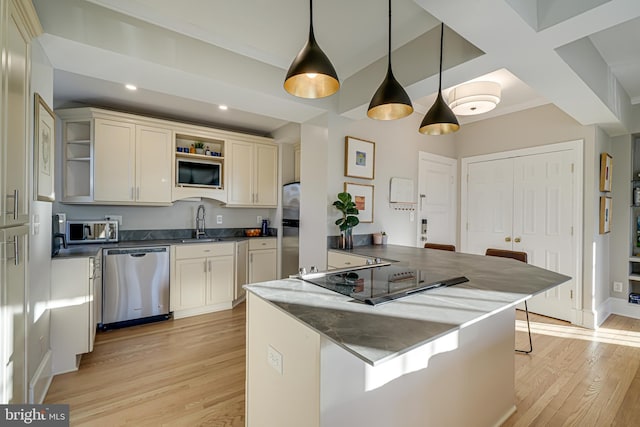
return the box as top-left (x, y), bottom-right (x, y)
top-left (599, 196), bottom-right (611, 234)
top-left (599, 152), bottom-right (612, 192)
top-left (345, 182), bottom-right (374, 223)
top-left (34, 93), bottom-right (55, 202)
top-left (345, 136), bottom-right (375, 179)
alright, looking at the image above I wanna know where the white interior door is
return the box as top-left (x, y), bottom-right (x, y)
top-left (463, 145), bottom-right (579, 322)
top-left (512, 151), bottom-right (575, 320)
top-left (417, 153), bottom-right (457, 247)
top-left (465, 158), bottom-right (514, 254)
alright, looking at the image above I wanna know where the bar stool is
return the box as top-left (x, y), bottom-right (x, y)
top-left (424, 243), bottom-right (456, 251)
top-left (485, 248), bottom-right (533, 354)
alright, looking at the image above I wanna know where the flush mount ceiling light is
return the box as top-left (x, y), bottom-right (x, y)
top-left (419, 23), bottom-right (459, 136)
top-left (367, 0), bottom-right (413, 120)
top-left (284, 0), bottom-right (339, 99)
top-left (218, 105), bottom-right (228, 110)
top-left (448, 81), bottom-right (501, 116)
top-left (125, 84), bottom-right (137, 91)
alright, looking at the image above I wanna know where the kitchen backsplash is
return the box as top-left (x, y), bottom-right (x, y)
top-left (120, 227), bottom-right (276, 241)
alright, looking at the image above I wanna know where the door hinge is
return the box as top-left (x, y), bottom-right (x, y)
top-left (570, 163), bottom-right (574, 173)
top-left (570, 290), bottom-right (574, 299)
top-left (570, 226), bottom-right (573, 236)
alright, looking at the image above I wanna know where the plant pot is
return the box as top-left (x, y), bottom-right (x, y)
top-left (372, 233), bottom-right (382, 245)
top-left (339, 227), bottom-right (353, 249)
top-left (381, 235), bottom-right (388, 245)
top-left (195, 148), bottom-right (204, 154)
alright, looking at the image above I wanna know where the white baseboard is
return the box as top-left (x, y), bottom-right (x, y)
top-left (603, 297), bottom-right (640, 321)
top-left (29, 350), bottom-right (52, 404)
top-left (172, 302), bottom-right (232, 319)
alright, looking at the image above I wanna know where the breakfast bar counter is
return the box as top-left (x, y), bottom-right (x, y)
top-left (245, 245), bottom-right (569, 427)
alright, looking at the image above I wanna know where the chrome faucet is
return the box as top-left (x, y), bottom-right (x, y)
top-left (195, 204), bottom-right (206, 239)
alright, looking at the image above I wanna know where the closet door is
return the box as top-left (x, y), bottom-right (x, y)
top-left (466, 158), bottom-right (514, 256)
top-left (513, 151), bottom-right (575, 319)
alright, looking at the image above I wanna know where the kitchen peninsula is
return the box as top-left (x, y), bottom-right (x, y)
top-left (245, 245), bottom-right (569, 427)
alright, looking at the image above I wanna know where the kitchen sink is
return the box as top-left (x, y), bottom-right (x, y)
top-left (179, 238), bottom-right (222, 243)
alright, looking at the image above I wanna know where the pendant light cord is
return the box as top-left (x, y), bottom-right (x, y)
top-left (438, 23), bottom-right (444, 92)
top-left (310, 0), bottom-right (313, 31)
top-left (387, 0), bottom-right (392, 68)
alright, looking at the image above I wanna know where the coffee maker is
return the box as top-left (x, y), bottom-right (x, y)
top-left (51, 213), bottom-right (66, 256)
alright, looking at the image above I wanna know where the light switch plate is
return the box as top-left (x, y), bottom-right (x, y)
top-left (216, 215), bottom-right (223, 224)
top-left (613, 281), bottom-right (623, 293)
top-left (257, 215), bottom-right (262, 224)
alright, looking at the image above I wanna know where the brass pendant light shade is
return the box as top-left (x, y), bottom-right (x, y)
top-left (284, 0), bottom-right (339, 99)
top-left (419, 23), bottom-right (459, 135)
top-left (367, 0), bottom-right (413, 120)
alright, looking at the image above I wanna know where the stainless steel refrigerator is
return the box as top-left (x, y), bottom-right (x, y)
top-left (282, 182), bottom-right (300, 277)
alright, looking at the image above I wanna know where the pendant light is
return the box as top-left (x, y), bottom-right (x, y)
top-left (284, 0), bottom-right (340, 99)
top-left (419, 23), bottom-right (460, 135)
top-left (367, 0), bottom-right (413, 120)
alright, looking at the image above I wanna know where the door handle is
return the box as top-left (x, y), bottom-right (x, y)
top-left (6, 189), bottom-right (18, 220)
top-left (505, 236), bottom-right (511, 242)
top-left (514, 237), bottom-right (521, 243)
top-left (6, 236), bottom-right (19, 266)
top-left (420, 194), bottom-right (426, 211)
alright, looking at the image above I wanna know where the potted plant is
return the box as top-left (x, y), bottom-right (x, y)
top-left (333, 192), bottom-right (359, 249)
top-left (194, 141), bottom-right (205, 154)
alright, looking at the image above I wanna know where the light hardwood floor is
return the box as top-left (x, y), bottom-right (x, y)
top-left (45, 305), bottom-right (640, 426)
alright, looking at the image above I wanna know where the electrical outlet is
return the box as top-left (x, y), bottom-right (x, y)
top-left (257, 215), bottom-right (262, 224)
top-left (613, 281), bottom-right (623, 293)
top-left (267, 345), bottom-right (283, 375)
top-left (216, 215), bottom-right (223, 224)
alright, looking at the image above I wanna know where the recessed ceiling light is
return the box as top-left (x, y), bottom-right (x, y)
top-left (219, 105), bottom-right (228, 110)
top-left (125, 84), bottom-right (137, 91)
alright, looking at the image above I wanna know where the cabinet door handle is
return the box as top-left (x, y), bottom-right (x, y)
top-left (6, 189), bottom-right (18, 220)
top-left (514, 237), bottom-right (521, 243)
top-left (204, 260), bottom-right (207, 273)
top-left (131, 187), bottom-right (134, 200)
top-left (6, 236), bottom-right (19, 266)
top-left (505, 236), bottom-right (512, 242)
top-left (208, 260), bottom-right (212, 272)
top-left (137, 187), bottom-right (140, 200)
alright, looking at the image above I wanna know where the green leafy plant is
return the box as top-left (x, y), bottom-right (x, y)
top-left (194, 141), bottom-right (205, 149)
top-left (333, 192), bottom-right (359, 231)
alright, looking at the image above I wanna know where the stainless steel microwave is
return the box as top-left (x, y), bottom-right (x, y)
top-left (176, 158), bottom-right (222, 189)
top-left (66, 220), bottom-right (118, 244)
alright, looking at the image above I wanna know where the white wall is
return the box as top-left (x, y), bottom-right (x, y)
top-left (28, 39), bottom-right (54, 401)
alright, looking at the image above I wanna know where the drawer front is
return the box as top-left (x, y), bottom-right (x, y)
top-left (327, 251), bottom-right (370, 268)
top-left (248, 238), bottom-right (276, 251)
top-left (175, 242), bottom-right (234, 259)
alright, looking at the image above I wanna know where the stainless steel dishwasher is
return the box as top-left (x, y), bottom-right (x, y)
top-left (103, 246), bottom-right (170, 327)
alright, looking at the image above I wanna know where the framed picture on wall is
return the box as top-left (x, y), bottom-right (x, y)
top-left (345, 136), bottom-right (375, 179)
top-left (599, 196), bottom-right (612, 234)
top-left (600, 152), bottom-right (612, 192)
top-left (345, 182), bottom-right (374, 223)
top-left (34, 93), bottom-right (56, 202)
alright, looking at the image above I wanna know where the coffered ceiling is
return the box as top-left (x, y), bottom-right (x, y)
top-left (33, 0), bottom-right (640, 136)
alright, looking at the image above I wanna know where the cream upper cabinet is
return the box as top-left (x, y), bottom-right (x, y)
top-left (93, 118), bottom-right (135, 203)
top-left (93, 119), bottom-right (172, 204)
top-left (227, 140), bottom-right (278, 207)
top-left (135, 125), bottom-right (172, 203)
top-left (1, 0), bottom-right (32, 227)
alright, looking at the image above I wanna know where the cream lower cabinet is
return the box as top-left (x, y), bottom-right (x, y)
top-left (327, 250), bottom-right (372, 269)
top-left (235, 240), bottom-right (248, 301)
top-left (226, 140), bottom-right (278, 207)
top-left (249, 238), bottom-right (277, 283)
top-left (93, 118), bottom-right (172, 205)
top-left (50, 255), bottom-right (99, 375)
top-left (171, 242), bottom-right (235, 318)
top-left (0, 225), bottom-right (28, 404)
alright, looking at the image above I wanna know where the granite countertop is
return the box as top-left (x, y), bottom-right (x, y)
top-left (53, 235), bottom-right (274, 258)
top-left (246, 244), bottom-right (570, 366)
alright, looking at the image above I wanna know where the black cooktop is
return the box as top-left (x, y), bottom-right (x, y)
top-left (302, 264), bottom-right (468, 306)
